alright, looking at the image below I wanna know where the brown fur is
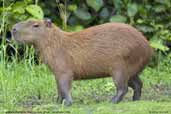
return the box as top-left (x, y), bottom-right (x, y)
top-left (12, 20), bottom-right (153, 105)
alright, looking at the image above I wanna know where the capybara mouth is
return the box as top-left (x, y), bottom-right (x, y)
top-left (11, 23), bottom-right (23, 43)
top-left (11, 31), bottom-right (23, 44)
top-left (11, 30), bottom-right (18, 41)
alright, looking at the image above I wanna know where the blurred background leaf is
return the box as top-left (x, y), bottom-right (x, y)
top-left (110, 15), bottom-right (127, 23)
top-left (86, 0), bottom-right (104, 12)
top-left (26, 5), bottom-right (44, 19)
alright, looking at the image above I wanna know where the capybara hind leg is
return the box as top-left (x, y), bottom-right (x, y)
top-left (128, 76), bottom-right (142, 101)
top-left (56, 74), bottom-right (73, 106)
top-left (111, 71), bottom-right (128, 103)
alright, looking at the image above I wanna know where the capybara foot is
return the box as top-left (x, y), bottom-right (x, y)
top-left (128, 77), bottom-right (143, 101)
top-left (63, 100), bottom-right (73, 106)
top-left (57, 96), bottom-right (73, 106)
top-left (111, 86), bottom-right (128, 103)
top-left (111, 96), bottom-right (121, 104)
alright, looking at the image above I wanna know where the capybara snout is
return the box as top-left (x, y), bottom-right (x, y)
top-left (12, 19), bottom-right (153, 105)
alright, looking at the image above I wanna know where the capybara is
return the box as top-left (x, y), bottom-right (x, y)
top-left (11, 19), bottom-right (153, 105)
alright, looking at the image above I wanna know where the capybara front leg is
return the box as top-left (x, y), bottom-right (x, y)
top-left (56, 73), bottom-right (73, 106)
top-left (57, 83), bottom-right (63, 103)
top-left (128, 76), bottom-right (143, 101)
top-left (112, 71), bottom-right (128, 103)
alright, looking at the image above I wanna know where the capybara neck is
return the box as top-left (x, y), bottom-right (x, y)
top-left (34, 25), bottom-right (63, 50)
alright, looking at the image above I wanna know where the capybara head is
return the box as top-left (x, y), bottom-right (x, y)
top-left (11, 19), bottom-right (53, 44)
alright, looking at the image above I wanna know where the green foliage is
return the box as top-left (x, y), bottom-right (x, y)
top-left (127, 3), bottom-right (138, 17)
top-left (0, 1), bottom-right (44, 29)
top-left (74, 8), bottom-right (92, 21)
top-left (1, 0), bottom-right (171, 54)
top-left (99, 8), bottom-right (109, 19)
top-left (110, 15), bottom-right (127, 23)
top-left (149, 24), bottom-right (171, 51)
top-left (56, 2), bottom-right (68, 30)
top-left (26, 5), bottom-right (44, 19)
top-left (86, 0), bottom-right (104, 12)
top-left (150, 41), bottom-right (168, 52)
top-left (112, 0), bottom-right (122, 13)
top-left (68, 4), bottom-right (77, 12)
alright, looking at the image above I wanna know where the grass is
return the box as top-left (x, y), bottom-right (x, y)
top-left (0, 60), bottom-right (170, 114)
top-left (17, 101), bottom-right (171, 114)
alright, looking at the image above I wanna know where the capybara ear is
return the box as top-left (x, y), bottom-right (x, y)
top-left (44, 18), bottom-right (52, 28)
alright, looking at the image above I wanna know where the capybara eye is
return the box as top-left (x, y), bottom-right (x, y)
top-left (33, 23), bottom-right (40, 28)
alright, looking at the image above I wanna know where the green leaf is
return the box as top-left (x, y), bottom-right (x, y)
top-left (67, 25), bottom-right (84, 32)
top-left (110, 15), bottom-right (127, 23)
top-left (156, 0), bottom-right (171, 7)
top-left (12, 2), bottom-right (26, 14)
top-left (24, 0), bottom-right (33, 4)
top-left (26, 5), bottom-right (44, 19)
top-left (74, 8), bottom-right (91, 21)
top-left (112, 0), bottom-right (122, 13)
top-left (86, 0), bottom-right (104, 12)
top-left (150, 39), bottom-right (169, 51)
top-left (127, 3), bottom-right (138, 17)
top-left (99, 8), bottom-right (109, 19)
top-left (27, 17), bottom-right (39, 21)
top-left (153, 5), bottom-right (166, 13)
top-left (68, 4), bottom-right (77, 12)
top-left (136, 25), bottom-right (154, 33)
